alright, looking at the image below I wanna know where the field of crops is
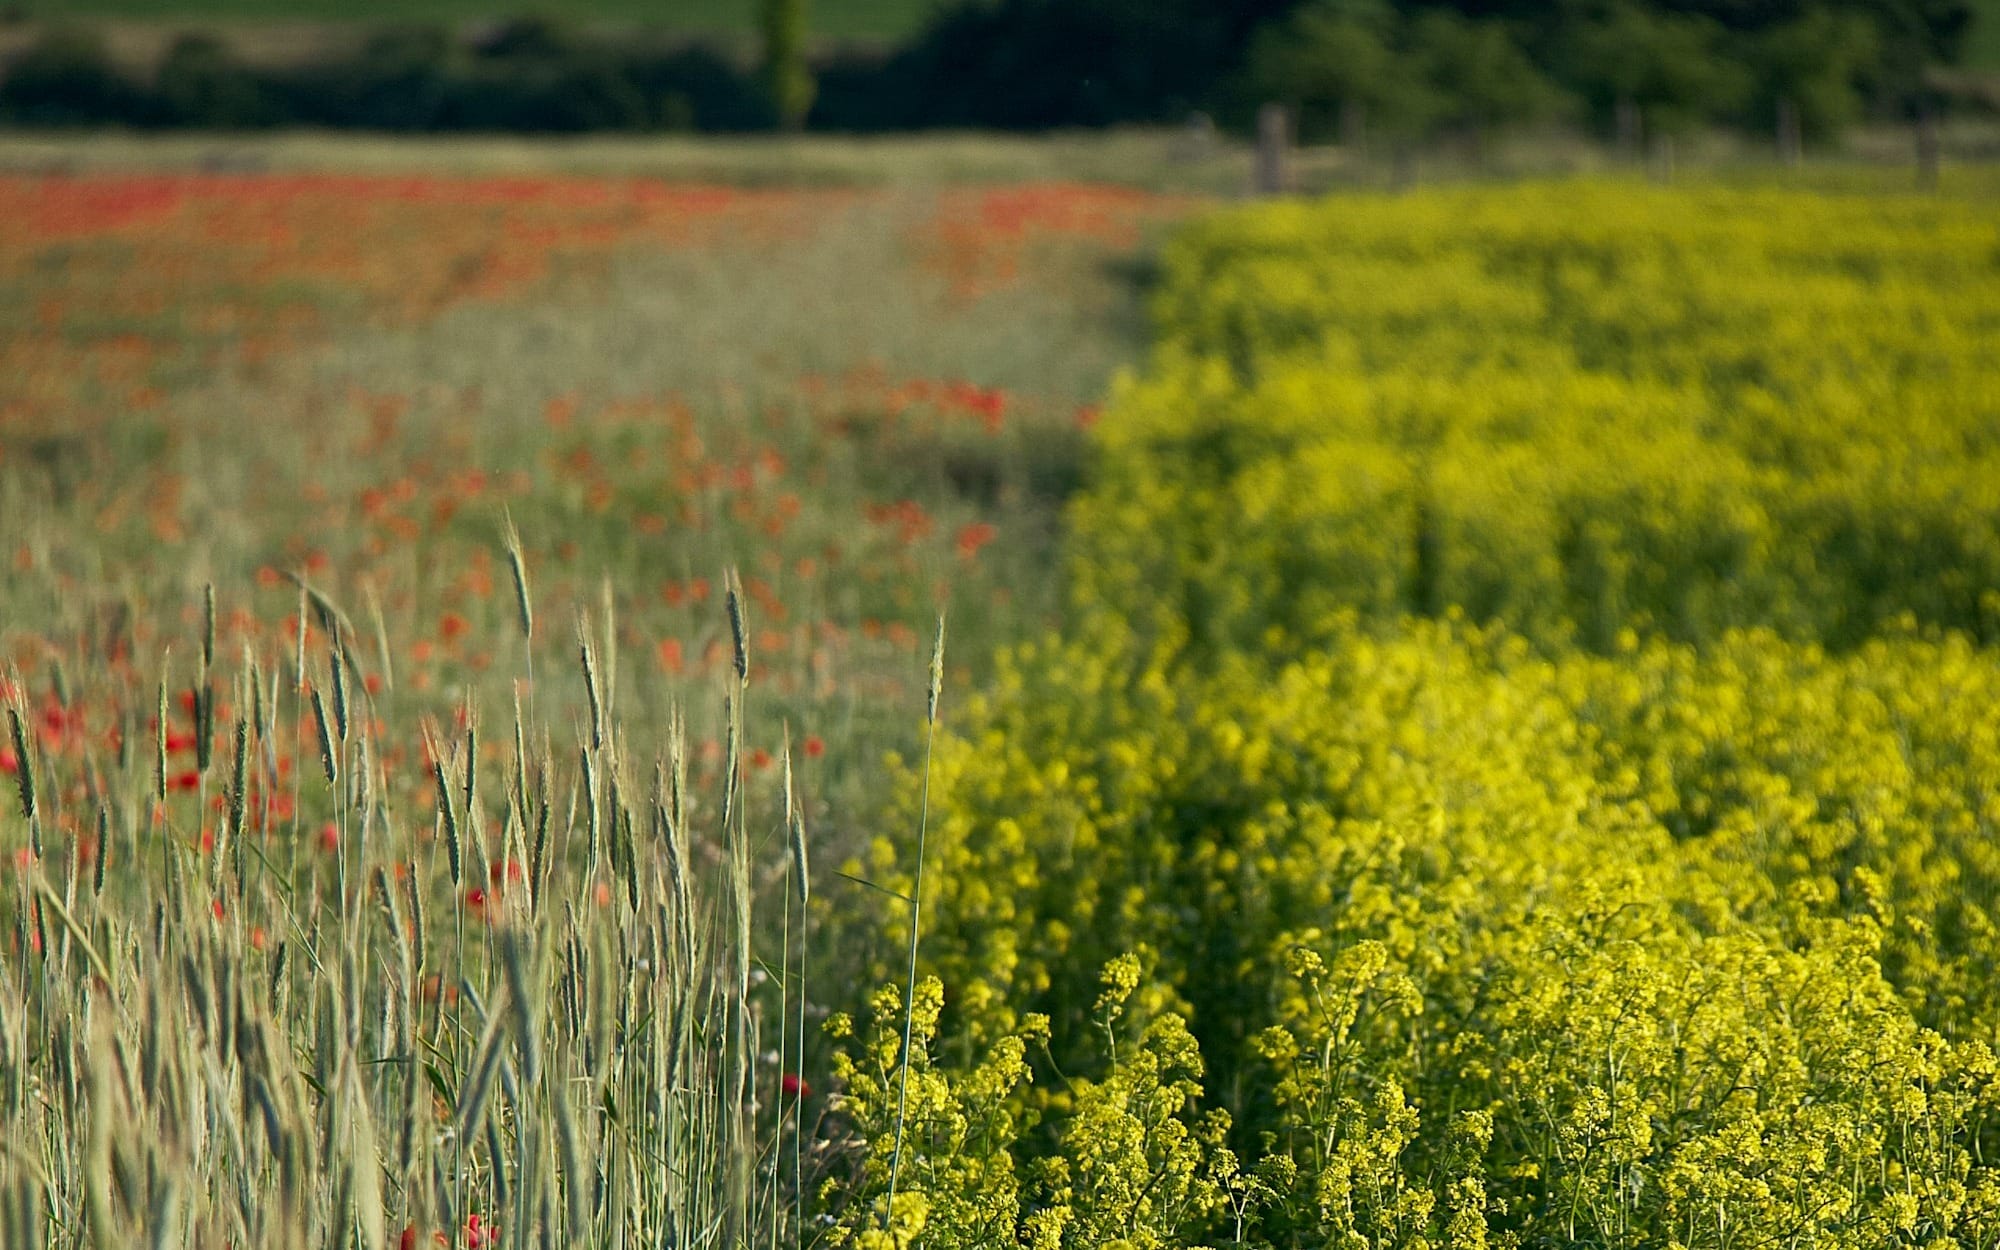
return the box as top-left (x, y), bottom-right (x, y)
top-left (0, 166), bottom-right (1182, 1247)
top-left (1082, 183), bottom-right (2000, 654)
top-left (897, 178), bottom-right (2000, 1248)
top-left (1, 161), bottom-right (1998, 1249)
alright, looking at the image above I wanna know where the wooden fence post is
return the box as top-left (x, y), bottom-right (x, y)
top-left (1615, 97), bottom-right (1641, 164)
top-left (1916, 109), bottom-right (1941, 190)
top-left (1255, 102), bottom-right (1292, 196)
top-left (1776, 97), bottom-right (1802, 167)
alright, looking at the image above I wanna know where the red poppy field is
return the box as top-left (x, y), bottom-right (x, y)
top-left (0, 167), bottom-right (1188, 1247)
top-left (1, 171), bottom-right (1182, 798)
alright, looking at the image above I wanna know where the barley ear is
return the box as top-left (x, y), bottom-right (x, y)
top-left (927, 612), bottom-right (948, 725)
top-left (428, 727), bottom-right (461, 888)
top-left (201, 582), bottom-right (216, 675)
top-left (330, 640), bottom-right (351, 744)
top-left (463, 705), bottom-right (478, 815)
top-left (155, 664), bottom-right (170, 805)
top-left (577, 616), bottom-right (604, 755)
top-left (6, 702), bottom-right (33, 825)
top-left (503, 510), bottom-right (534, 644)
top-left (599, 573), bottom-right (618, 722)
top-left (310, 686), bottom-right (337, 786)
top-left (725, 568), bottom-right (749, 686)
top-left (227, 715), bottom-right (248, 850)
top-left (788, 809), bottom-right (809, 908)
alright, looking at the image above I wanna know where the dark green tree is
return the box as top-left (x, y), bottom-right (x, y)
top-left (760, 0), bottom-right (815, 130)
top-left (1243, 0), bottom-right (1401, 143)
top-left (1559, 2), bottom-right (1750, 139)
top-left (1405, 10), bottom-right (1567, 146)
top-left (0, 25), bottom-right (140, 125)
top-left (1752, 8), bottom-right (1880, 142)
top-left (156, 33), bottom-right (277, 128)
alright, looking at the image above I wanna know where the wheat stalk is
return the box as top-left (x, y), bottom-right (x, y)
top-left (885, 613), bottom-right (946, 1242)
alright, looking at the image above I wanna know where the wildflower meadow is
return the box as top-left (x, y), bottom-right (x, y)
top-left (1, 155), bottom-right (1998, 1250)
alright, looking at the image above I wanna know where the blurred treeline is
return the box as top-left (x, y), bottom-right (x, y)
top-left (0, 0), bottom-right (1985, 140)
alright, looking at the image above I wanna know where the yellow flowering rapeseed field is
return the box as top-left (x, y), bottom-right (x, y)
top-left (837, 181), bottom-right (2000, 1248)
top-left (1077, 183), bottom-right (2000, 654)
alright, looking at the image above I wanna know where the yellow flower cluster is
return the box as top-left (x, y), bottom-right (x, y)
top-left (848, 183), bottom-right (2000, 1247)
top-left (1074, 182), bottom-right (2000, 655)
top-left (890, 618), bottom-right (2000, 1246)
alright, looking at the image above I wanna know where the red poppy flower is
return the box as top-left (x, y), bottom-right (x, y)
top-left (955, 522), bottom-right (998, 560)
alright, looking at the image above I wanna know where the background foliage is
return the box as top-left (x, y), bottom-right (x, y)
top-left (0, 0), bottom-right (1990, 136)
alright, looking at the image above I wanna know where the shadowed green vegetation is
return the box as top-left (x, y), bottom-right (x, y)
top-left (3, 0), bottom-right (939, 42)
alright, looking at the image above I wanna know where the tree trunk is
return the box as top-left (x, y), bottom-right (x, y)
top-left (1615, 96), bottom-right (1641, 164)
top-left (1776, 97), bottom-right (1802, 167)
top-left (1649, 132), bottom-right (1675, 185)
top-left (1389, 141), bottom-right (1416, 192)
top-left (1340, 98), bottom-right (1367, 153)
top-left (1915, 109), bottom-right (1940, 190)
top-left (1177, 110), bottom-right (1216, 163)
top-left (1255, 102), bottom-right (1292, 197)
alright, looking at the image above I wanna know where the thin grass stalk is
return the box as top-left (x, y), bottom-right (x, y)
top-left (784, 741), bottom-right (811, 1244)
top-left (884, 614), bottom-right (945, 1242)
top-left (365, 581), bottom-right (395, 696)
top-left (725, 682), bottom-right (754, 1248)
top-left (793, 829), bottom-right (811, 1243)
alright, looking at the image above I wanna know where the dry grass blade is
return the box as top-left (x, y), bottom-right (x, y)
top-left (32, 879), bottom-right (112, 986)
